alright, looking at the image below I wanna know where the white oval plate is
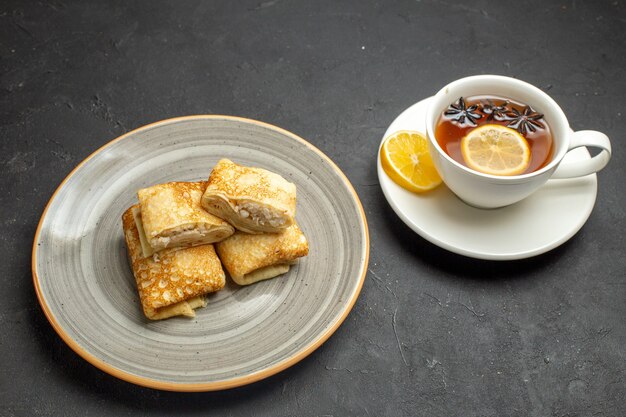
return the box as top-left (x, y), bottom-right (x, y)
top-left (33, 116), bottom-right (369, 391)
top-left (377, 97), bottom-right (597, 260)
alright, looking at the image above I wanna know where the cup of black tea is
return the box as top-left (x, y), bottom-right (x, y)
top-left (425, 75), bottom-right (612, 208)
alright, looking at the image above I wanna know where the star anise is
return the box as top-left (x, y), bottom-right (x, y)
top-left (481, 99), bottom-right (509, 121)
top-left (444, 97), bottom-right (482, 125)
top-left (506, 106), bottom-right (545, 134)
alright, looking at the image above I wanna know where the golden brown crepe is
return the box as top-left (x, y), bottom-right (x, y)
top-left (137, 181), bottom-right (234, 255)
top-left (122, 205), bottom-right (226, 320)
top-left (201, 159), bottom-right (296, 234)
top-left (216, 223), bottom-right (309, 285)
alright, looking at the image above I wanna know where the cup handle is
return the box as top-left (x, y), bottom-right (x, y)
top-left (551, 130), bottom-right (612, 179)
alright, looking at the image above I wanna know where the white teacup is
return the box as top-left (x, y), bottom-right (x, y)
top-left (425, 75), bottom-right (612, 209)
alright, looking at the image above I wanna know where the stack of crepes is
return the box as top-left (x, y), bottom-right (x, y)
top-left (122, 159), bottom-right (309, 320)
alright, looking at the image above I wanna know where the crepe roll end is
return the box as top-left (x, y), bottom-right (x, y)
top-left (231, 264), bottom-right (291, 286)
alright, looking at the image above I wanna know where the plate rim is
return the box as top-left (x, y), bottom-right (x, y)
top-left (32, 114), bottom-right (370, 392)
top-left (378, 97), bottom-right (597, 261)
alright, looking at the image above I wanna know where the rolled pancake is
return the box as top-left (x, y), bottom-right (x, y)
top-left (201, 159), bottom-right (296, 234)
top-left (216, 223), bottom-right (309, 285)
top-left (122, 205), bottom-right (226, 320)
top-left (137, 181), bottom-right (234, 255)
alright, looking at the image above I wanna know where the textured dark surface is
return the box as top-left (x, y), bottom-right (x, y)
top-left (1, 0), bottom-right (625, 416)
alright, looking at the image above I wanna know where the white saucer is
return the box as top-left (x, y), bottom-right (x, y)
top-left (377, 97), bottom-right (598, 260)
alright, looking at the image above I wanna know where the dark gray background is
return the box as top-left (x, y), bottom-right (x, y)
top-left (1, 0), bottom-right (624, 416)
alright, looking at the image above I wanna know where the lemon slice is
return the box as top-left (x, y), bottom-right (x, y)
top-left (461, 124), bottom-right (531, 176)
top-left (380, 131), bottom-right (442, 193)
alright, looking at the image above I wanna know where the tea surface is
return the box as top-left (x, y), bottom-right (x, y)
top-left (435, 95), bottom-right (553, 175)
